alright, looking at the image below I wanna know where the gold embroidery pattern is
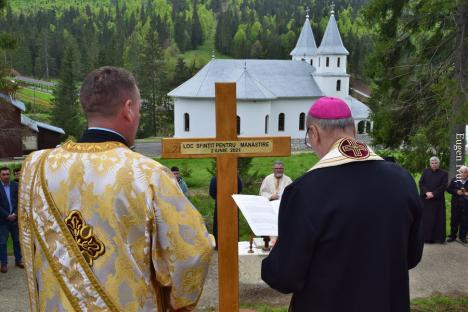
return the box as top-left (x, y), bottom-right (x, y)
top-left (64, 210), bottom-right (105, 267)
top-left (62, 140), bottom-right (127, 153)
top-left (338, 138), bottom-right (370, 159)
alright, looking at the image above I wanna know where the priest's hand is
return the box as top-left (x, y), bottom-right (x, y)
top-left (457, 190), bottom-right (464, 196)
top-left (270, 193), bottom-right (280, 201)
top-left (425, 192), bottom-right (434, 199)
top-left (6, 214), bottom-right (17, 221)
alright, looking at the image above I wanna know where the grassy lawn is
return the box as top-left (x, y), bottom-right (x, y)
top-left (16, 87), bottom-right (53, 107)
top-left (236, 294), bottom-right (468, 311)
top-left (234, 294), bottom-right (468, 311)
top-left (411, 294), bottom-right (468, 311)
top-left (180, 36), bottom-right (231, 68)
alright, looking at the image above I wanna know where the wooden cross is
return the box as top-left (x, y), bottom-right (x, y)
top-left (162, 83), bottom-right (291, 311)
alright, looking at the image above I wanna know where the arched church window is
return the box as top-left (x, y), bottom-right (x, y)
top-left (310, 59), bottom-right (313, 66)
top-left (265, 115), bottom-right (269, 134)
top-left (278, 113), bottom-right (285, 131)
top-left (336, 80), bottom-right (341, 91)
top-left (357, 121), bottom-right (365, 134)
top-left (366, 121), bottom-right (372, 133)
top-left (337, 57), bottom-right (341, 67)
top-left (326, 57), bottom-right (330, 67)
top-left (237, 116), bottom-right (240, 135)
top-left (299, 113), bottom-right (305, 130)
top-left (184, 113), bottom-right (190, 131)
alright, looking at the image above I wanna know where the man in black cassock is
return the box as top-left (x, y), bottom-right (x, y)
top-left (261, 97), bottom-right (424, 312)
top-left (418, 156), bottom-right (448, 243)
top-left (446, 165), bottom-right (468, 243)
top-left (209, 175), bottom-right (242, 249)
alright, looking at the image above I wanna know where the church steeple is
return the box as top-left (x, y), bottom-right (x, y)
top-left (317, 6), bottom-right (349, 55)
top-left (314, 4), bottom-right (350, 99)
top-left (290, 7), bottom-right (317, 65)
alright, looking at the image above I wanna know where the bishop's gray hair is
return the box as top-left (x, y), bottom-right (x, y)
top-left (306, 115), bottom-right (355, 131)
top-left (458, 165), bottom-right (468, 173)
top-left (429, 156), bottom-right (440, 164)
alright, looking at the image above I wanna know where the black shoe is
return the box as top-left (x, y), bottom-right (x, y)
top-left (460, 238), bottom-right (467, 244)
top-left (446, 236), bottom-right (456, 243)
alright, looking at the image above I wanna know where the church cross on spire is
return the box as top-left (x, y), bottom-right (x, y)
top-left (330, 2), bottom-right (335, 15)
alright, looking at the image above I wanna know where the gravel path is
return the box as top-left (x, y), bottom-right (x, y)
top-left (1, 241), bottom-right (467, 311)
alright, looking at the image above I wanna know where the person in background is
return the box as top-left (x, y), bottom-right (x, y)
top-left (209, 175), bottom-right (242, 249)
top-left (262, 97), bottom-right (423, 312)
top-left (446, 165), bottom-right (468, 243)
top-left (0, 167), bottom-right (23, 273)
top-left (13, 168), bottom-right (21, 183)
top-left (171, 166), bottom-right (189, 197)
top-left (418, 156), bottom-right (448, 244)
top-left (259, 160), bottom-right (292, 201)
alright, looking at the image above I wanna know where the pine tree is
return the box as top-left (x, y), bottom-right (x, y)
top-left (0, 0), bottom-right (16, 95)
top-left (172, 57), bottom-right (191, 89)
top-left (51, 39), bottom-right (83, 139)
top-left (191, 0), bottom-right (203, 49)
top-left (137, 29), bottom-right (167, 137)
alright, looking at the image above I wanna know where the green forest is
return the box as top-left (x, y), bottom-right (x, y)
top-left (1, 0), bottom-right (467, 171)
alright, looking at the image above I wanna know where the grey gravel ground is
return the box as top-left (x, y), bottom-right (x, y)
top-left (134, 141), bottom-right (161, 157)
top-left (1, 241), bottom-right (467, 311)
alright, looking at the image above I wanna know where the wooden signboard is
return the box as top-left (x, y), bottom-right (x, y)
top-left (162, 83), bottom-right (291, 311)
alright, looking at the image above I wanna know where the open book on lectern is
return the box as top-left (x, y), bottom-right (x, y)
top-left (232, 194), bottom-right (280, 237)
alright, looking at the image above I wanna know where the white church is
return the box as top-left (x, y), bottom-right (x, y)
top-left (168, 10), bottom-right (370, 147)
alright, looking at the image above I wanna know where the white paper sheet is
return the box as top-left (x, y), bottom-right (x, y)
top-left (232, 194), bottom-right (279, 236)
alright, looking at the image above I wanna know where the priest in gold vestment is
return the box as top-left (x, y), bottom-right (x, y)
top-left (18, 67), bottom-right (213, 311)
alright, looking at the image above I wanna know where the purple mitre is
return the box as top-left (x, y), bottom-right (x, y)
top-left (308, 97), bottom-right (352, 120)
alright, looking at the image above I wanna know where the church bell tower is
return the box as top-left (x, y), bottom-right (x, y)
top-left (314, 5), bottom-right (350, 99)
top-left (290, 8), bottom-right (318, 67)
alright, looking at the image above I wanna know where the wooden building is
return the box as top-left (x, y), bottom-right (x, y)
top-left (0, 93), bottom-right (25, 158)
top-left (0, 93), bottom-right (65, 159)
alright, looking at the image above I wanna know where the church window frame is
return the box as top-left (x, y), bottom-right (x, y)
top-left (299, 113), bottom-right (305, 130)
top-left (278, 113), bottom-right (285, 132)
top-left (357, 120), bottom-right (365, 134)
top-left (326, 57), bottom-right (330, 67)
top-left (310, 59), bottom-right (313, 66)
top-left (184, 113), bottom-right (190, 132)
top-left (336, 79), bottom-right (341, 91)
top-left (265, 115), bottom-right (269, 134)
top-left (337, 57), bottom-right (341, 67)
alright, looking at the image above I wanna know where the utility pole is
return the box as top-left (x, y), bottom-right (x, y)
top-left (44, 34), bottom-right (50, 80)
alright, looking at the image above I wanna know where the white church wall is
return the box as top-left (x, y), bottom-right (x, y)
top-left (270, 98), bottom-right (319, 139)
top-left (237, 101), bottom-right (271, 136)
top-left (314, 75), bottom-right (349, 99)
top-left (174, 98), bottom-right (320, 139)
top-left (316, 55), bottom-right (347, 74)
top-left (174, 98), bottom-right (215, 137)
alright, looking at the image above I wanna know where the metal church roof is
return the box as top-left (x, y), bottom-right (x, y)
top-left (346, 96), bottom-right (369, 120)
top-left (317, 12), bottom-right (349, 55)
top-left (290, 16), bottom-right (317, 57)
top-left (168, 59), bottom-right (324, 99)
